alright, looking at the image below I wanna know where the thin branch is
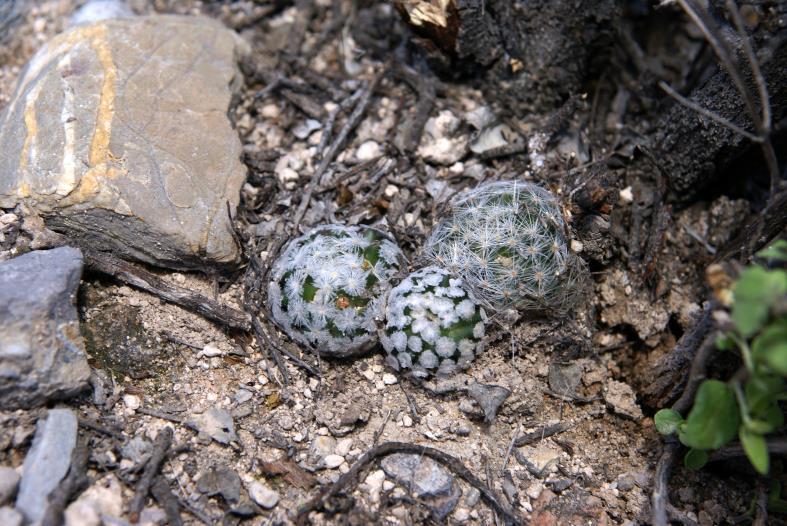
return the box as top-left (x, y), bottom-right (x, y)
top-left (295, 441), bottom-right (523, 525)
top-left (658, 81), bottom-right (760, 143)
top-left (83, 250), bottom-right (251, 332)
top-left (652, 441), bottom-right (680, 526)
top-left (130, 427), bottom-right (174, 523)
top-left (292, 67), bottom-right (386, 229)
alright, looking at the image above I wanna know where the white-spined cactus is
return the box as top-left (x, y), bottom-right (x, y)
top-left (381, 267), bottom-right (487, 378)
top-left (424, 180), bottom-right (586, 315)
top-left (268, 224), bottom-right (405, 357)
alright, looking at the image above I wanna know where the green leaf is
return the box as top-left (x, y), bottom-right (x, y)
top-left (683, 448), bottom-right (709, 470)
top-left (732, 267), bottom-right (787, 338)
top-left (768, 481), bottom-right (787, 514)
top-left (655, 409), bottom-right (683, 435)
top-left (752, 323), bottom-right (787, 375)
top-left (757, 240), bottom-right (787, 263)
top-left (715, 333), bottom-right (736, 351)
top-left (744, 418), bottom-right (776, 435)
top-left (745, 375), bottom-right (785, 415)
top-left (740, 427), bottom-right (769, 475)
top-left (678, 380), bottom-right (740, 450)
top-left (762, 403), bottom-right (785, 430)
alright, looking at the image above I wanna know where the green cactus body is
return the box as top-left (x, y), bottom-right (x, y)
top-left (268, 224), bottom-right (405, 357)
top-left (424, 180), bottom-right (586, 315)
top-left (381, 267), bottom-right (487, 378)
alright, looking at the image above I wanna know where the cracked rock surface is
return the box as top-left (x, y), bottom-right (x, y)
top-left (0, 15), bottom-right (247, 269)
top-left (0, 246), bottom-right (89, 409)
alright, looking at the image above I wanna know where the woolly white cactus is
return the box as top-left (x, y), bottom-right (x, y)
top-left (268, 224), bottom-right (405, 357)
top-left (424, 180), bottom-right (586, 315)
top-left (381, 267), bottom-right (487, 378)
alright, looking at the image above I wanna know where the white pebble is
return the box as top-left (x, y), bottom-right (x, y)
top-left (382, 373), bottom-right (398, 385)
top-left (248, 481), bottom-right (279, 509)
top-left (122, 395), bottom-right (140, 410)
top-left (356, 140), bottom-right (382, 161)
top-left (324, 455), bottom-right (345, 469)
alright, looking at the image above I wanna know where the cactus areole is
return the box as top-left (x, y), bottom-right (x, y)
top-left (268, 224), bottom-right (405, 357)
top-left (382, 267), bottom-right (487, 378)
top-left (425, 180), bottom-right (586, 315)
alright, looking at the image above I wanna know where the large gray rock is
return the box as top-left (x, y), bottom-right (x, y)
top-left (16, 408), bottom-right (78, 524)
top-left (0, 247), bottom-right (90, 409)
top-left (0, 15), bottom-right (247, 269)
top-left (0, 466), bottom-right (20, 505)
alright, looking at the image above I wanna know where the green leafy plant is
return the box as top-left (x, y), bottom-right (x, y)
top-left (655, 240), bottom-right (787, 475)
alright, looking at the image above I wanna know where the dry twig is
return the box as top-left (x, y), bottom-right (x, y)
top-left (295, 441), bottom-right (523, 525)
top-left (130, 427), bottom-right (173, 523)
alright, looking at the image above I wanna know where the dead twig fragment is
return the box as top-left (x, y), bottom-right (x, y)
top-left (151, 476), bottom-right (183, 526)
top-left (295, 441), bottom-right (523, 525)
top-left (513, 422), bottom-right (571, 447)
top-left (130, 427), bottom-right (174, 523)
top-left (83, 250), bottom-right (251, 332)
top-left (41, 438), bottom-right (89, 526)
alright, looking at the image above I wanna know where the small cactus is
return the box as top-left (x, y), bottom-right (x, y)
top-left (381, 267), bottom-right (487, 378)
top-left (268, 224), bottom-right (405, 357)
top-left (424, 180), bottom-right (586, 315)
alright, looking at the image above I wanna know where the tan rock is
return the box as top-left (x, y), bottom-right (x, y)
top-left (0, 16), bottom-right (247, 269)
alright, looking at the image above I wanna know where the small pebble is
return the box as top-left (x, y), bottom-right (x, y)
top-left (200, 343), bottom-right (223, 357)
top-left (382, 373), bottom-right (398, 385)
top-left (0, 466), bottom-right (20, 505)
top-left (248, 481), bottom-right (279, 509)
top-left (122, 394), bottom-right (140, 410)
top-left (356, 140), bottom-right (382, 161)
top-left (324, 455), bottom-right (345, 469)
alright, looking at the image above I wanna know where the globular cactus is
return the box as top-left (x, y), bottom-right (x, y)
top-left (268, 224), bottom-right (405, 357)
top-left (424, 180), bottom-right (586, 315)
top-left (381, 267), bottom-right (487, 378)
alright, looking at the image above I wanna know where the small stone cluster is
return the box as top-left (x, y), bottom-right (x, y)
top-left (268, 180), bottom-right (585, 377)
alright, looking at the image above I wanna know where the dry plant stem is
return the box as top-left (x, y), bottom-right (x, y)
top-left (83, 250), bottom-right (251, 332)
top-left (652, 331), bottom-right (717, 526)
top-left (130, 427), bottom-right (173, 523)
top-left (675, 0), bottom-right (780, 198)
top-left (709, 437), bottom-right (787, 462)
top-left (295, 441), bottom-right (523, 526)
top-left (292, 67), bottom-right (385, 229)
top-left (513, 421), bottom-right (571, 447)
top-left (41, 438), bottom-right (89, 526)
top-left (151, 476), bottom-right (183, 526)
top-left (753, 479), bottom-right (768, 526)
top-left (658, 81), bottom-right (760, 143)
top-left (652, 440), bottom-right (681, 526)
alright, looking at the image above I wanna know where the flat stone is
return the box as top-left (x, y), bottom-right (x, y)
top-left (604, 380), bottom-right (644, 420)
top-left (381, 453), bottom-right (454, 498)
top-left (196, 465), bottom-right (241, 503)
top-left (0, 466), bottom-right (20, 505)
top-left (188, 406), bottom-right (238, 445)
top-left (0, 16), bottom-right (248, 269)
top-left (0, 247), bottom-right (90, 409)
top-left (247, 481), bottom-right (278, 509)
top-left (0, 507), bottom-right (23, 526)
top-left (64, 474), bottom-right (123, 526)
top-left (16, 408), bottom-right (78, 524)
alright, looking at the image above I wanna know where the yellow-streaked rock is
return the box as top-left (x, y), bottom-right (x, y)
top-left (0, 15), bottom-right (248, 269)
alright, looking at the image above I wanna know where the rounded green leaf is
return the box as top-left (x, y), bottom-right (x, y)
top-left (740, 427), bottom-right (769, 475)
top-left (678, 380), bottom-right (740, 450)
top-left (756, 240), bottom-right (787, 263)
top-left (752, 324), bottom-right (787, 376)
top-left (654, 409), bottom-right (683, 435)
top-left (732, 267), bottom-right (787, 338)
top-left (745, 375), bottom-right (785, 415)
top-left (683, 448), bottom-right (709, 470)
